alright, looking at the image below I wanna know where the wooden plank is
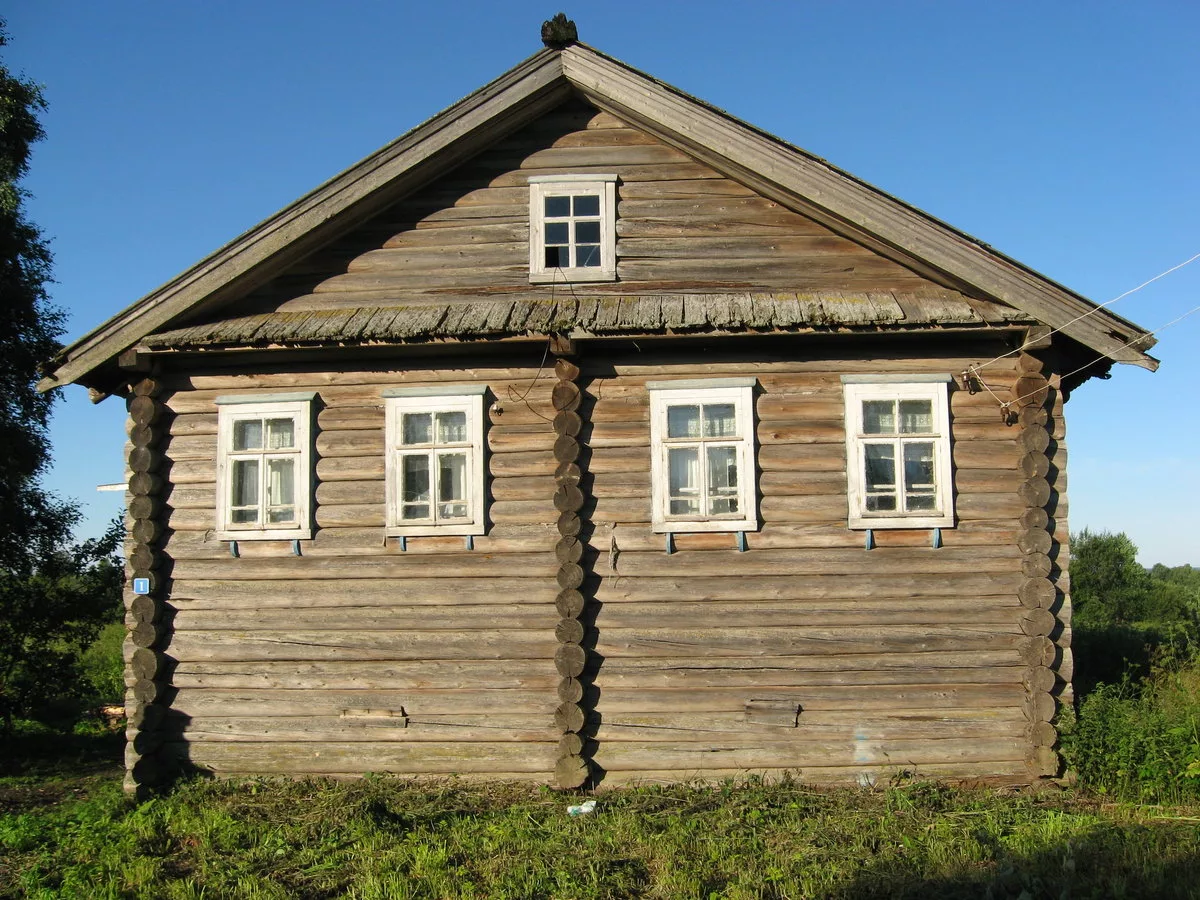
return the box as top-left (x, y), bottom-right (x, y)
top-left (167, 629), bottom-right (557, 662)
top-left (169, 577), bottom-right (556, 607)
top-left (172, 688), bottom-right (556, 717)
top-left (172, 603), bottom-right (557, 632)
top-left (170, 658), bottom-right (561, 690)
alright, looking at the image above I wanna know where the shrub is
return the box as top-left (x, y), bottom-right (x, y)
top-left (79, 621), bottom-right (125, 704)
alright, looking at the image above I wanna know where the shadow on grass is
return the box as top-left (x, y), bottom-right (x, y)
top-left (0, 723), bottom-right (124, 780)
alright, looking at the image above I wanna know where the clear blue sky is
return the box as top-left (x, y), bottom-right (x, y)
top-left (8, 1), bottom-right (1199, 566)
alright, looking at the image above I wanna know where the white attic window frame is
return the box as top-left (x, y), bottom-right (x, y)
top-left (528, 174), bottom-right (618, 283)
top-left (648, 378), bottom-right (758, 534)
top-left (214, 392), bottom-right (315, 541)
top-left (842, 375), bottom-right (955, 530)
top-left (383, 385), bottom-right (487, 537)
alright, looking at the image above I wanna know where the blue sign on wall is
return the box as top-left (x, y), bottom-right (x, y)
top-left (132, 577), bottom-right (151, 595)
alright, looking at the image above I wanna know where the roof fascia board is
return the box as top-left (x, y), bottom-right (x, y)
top-left (562, 45), bottom-right (1156, 370)
top-left (41, 49), bottom-right (569, 392)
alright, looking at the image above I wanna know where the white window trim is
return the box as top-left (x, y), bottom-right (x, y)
top-left (842, 377), bottom-right (954, 530)
top-left (214, 393), bottom-right (315, 541)
top-left (648, 378), bottom-right (757, 534)
top-left (528, 174), bottom-right (618, 283)
top-left (383, 386), bottom-right (486, 537)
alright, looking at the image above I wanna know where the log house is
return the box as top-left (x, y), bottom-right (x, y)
top-left (39, 20), bottom-right (1157, 793)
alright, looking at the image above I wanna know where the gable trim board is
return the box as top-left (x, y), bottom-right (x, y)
top-left (39, 42), bottom-right (1154, 395)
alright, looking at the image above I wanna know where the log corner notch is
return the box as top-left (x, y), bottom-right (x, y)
top-left (124, 376), bottom-right (171, 797)
top-left (1011, 353), bottom-right (1064, 779)
top-left (549, 346), bottom-right (592, 789)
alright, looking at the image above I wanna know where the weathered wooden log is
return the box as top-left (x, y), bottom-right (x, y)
top-left (1018, 579), bottom-right (1056, 610)
top-left (1058, 650), bottom-right (1074, 682)
top-left (129, 424), bottom-right (158, 450)
top-left (556, 563), bottom-right (584, 590)
top-left (554, 483), bottom-right (584, 513)
top-left (555, 754), bottom-right (589, 789)
top-left (557, 511), bottom-right (581, 537)
top-left (555, 536), bottom-right (583, 564)
top-left (1013, 375), bottom-right (1049, 409)
top-left (131, 729), bottom-right (163, 755)
top-left (557, 677), bottom-right (584, 703)
top-left (129, 753), bottom-right (162, 785)
top-left (128, 472), bottom-right (164, 496)
top-left (1021, 553), bottom-right (1053, 578)
top-left (555, 642), bottom-right (586, 677)
top-left (1017, 405), bottom-right (1049, 428)
top-left (554, 702), bottom-right (585, 733)
top-left (132, 679), bottom-right (161, 704)
top-left (1025, 744), bottom-right (1059, 777)
top-left (1018, 636), bottom-right (1056, 668)
top-left (128, 495), bottom-right (161, 521)
top-left (554, 461), bottom-right (582, 485)
top-left (1020, 608), bottom-right (1057, 637)
top-left (1016, 353), bottom-right (1044, 374)
top-left (130, 648), bottom-right (161, 681)
top-left (1019, 453), bottom-right (1050, 479)
top-left (555, 618), bottom-right (585, 645)
top-left (1022, 666), bottom-right (1056, 693)
top-left (128, 702), bottom-right (165, 732)
top-left (1018, 478), bottom-right (1051, 508)
top-left (555, 589), bottom-right (585, 618)
top-left (1018, 426), bottom-right (1050, 454)
top-left (1019, 508), bottom-right (1049, 530)
top-left (558, 732), bottom-right (584, 756)
top-left (132, 377), bottom-right (162, 398)
top-left (553, 435), bottom-right (580, 463)
top-left (131, 519), bottom-right (161, 545)
top-left (128, 447), bottom-right (160, 474)
top-left (130, 621), bottom-right (162, 649)
top-left (553, 411), bottom-right (582, 437)
top-left (129, 395), bottom-right (161, 427)
top-left (553, 358), bottom-right (581, 382)
top-left (551, 381), bottom-right (581, 412)
top-left (1030, 721), bottom-right (1058, 747)
top-left (1017, 529), bottom-right (1053, 555)
top-left (1024, 691), bottom-right (1057, 723)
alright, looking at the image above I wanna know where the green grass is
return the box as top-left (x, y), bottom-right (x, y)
top-left (2, 752), bottom-right (1199, 899)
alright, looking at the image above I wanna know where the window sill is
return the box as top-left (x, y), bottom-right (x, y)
top-left (652, 518), bottom-right (757, 534)
top-left (848, 514), bottom-right (954, 530)
top-left (386, 522), bottom-right (485, 538)
top-left (216, 527), bottom-right (313, 542)
top-left (529, 268), bottom-right (616, 284)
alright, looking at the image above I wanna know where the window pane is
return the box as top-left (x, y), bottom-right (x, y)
top-left (267, 507), bottom-right (295, 524)
top-left (545, 245), bottom-right (569, 268)
top-left (865, 494), bottom-right (897, 512)
top-left (438, 452), bottom-right (467, 504)
top-left (862, 400), bottom-right (895, 434)
top-left (402, 504), bottom-right (430, 520)
top-left (667, 446), bottom-right (699, 515)
top-left (266, 418), bottom-right (294, 449)
top-left (402, 413), bottom-right (432, 445)
top-left (231, 508), bottom-right (259, 524)
top-left (864, 444), bottom-right (895, 491)
top-left (267, 458), bottom-right (295, 507)
top-left (667, 405), bottom-right (701, 438)
top-left (574, 221), bottom-right (600, 244)
top-left (402, 454), bottom-right (430, 502)
top-left (436, 411), bottom-right (467, 443)
top-left (545, 222), bottom-right (569, 244)
top-left (544, 196), bottom-right (570, 217)
top-left (703, 404), bottom-right (737, 437)
top-left (899, 400), bottom-right (934, 434)
top-left (231, 459), bottom-right (259, 509)
top-left (903, 441), bottom-right (936, 511)
top-left (233, 419), bottom-right (263, 451)
top-left (572, 194), bottom-right (599, 216)
top-left (706, 446), bottom-right (739, 515)
top-left (575, 244), bottom-right (600, 267)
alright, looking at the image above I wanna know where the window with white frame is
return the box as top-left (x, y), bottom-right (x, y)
top-left (648, 379), bottom-right (757, 533)
top-left (842, 376), bottom-right (954, 530)
top-left (215, 393), bottom-right (315, 540)
top-left (384, 386), bottom-right (486, 536)
top-left (528, 174), bottom-right (617, 283)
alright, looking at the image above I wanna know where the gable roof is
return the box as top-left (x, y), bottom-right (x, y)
top-left (39, 40), bottom-right (1157, 393)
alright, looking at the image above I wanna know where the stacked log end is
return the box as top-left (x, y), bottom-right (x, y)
top-left (1012, 354), bottom-right (1062, 778)
top-left (124, 377), bottom-right (170, 795)
top-left (550, 355), bottom-right (591, 789)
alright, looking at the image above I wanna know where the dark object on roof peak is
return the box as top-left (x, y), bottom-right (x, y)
top-left (542, 13), bottom-right (578, 48)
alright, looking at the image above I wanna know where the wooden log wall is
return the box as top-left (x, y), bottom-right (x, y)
top-left (242, 102), bottom-right (943, 314)
top-left (124, 377), bottom-right (170, 795)
top-left (579, 348), bottom-right (1038, 785)
top-left (150, 361), bottom-right (561, 780)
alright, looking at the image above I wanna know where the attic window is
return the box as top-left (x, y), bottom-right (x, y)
top-left (528, 174), bottom-right (617, 283)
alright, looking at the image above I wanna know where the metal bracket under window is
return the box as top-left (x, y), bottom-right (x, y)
top-left (465, 534), bottom-right (474, 551)
top-left (864, 529), bottom-right (875, 551)
top-left (931, 527), bottom-right (942, 549)
top-left (398, 536), bottom-right (407, 552)
top-left (736, 531), bottom-right (748, 552)
top-left (665, 532), bottom-right (675, 555)
top-left (291, 540), bottom-right (302, 556)
top-left (229, 540), bottom-right (239, 558)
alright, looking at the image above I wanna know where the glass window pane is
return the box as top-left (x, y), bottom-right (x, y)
top-left (544, 196), bottom-right (570, 217)
top-left (267, 507), bottom-right (295, 524)
top-left (402, 504), bottom-right (430, 520)
top-left (865, 495), bottom-right (897, 512)
top-left (864, 444), bottom-right (895, 491)
top-left (440, 502), bottom-right (467, 519)
top-left (899, 400), bottom-right (934, 434)
top-left (402, 413), bottom-right (432, 445)
top-left (667, 405), bottom-right (701, 438)
top-left (574, 221), bottom-right (601, 244)
top-left (572, 194), bottom-right (600, 216)
top-left (703, 404), bottom-right (737, 437)
top-left (266, 418), bottom-right (295, 449)
top-left (436, 411), bottom-right (467, 443)
top-left (438, 452), bottom-right (467, 504)
top-left (575, 244), bottom-right (600, 267)
top-left (667, 447), bottom-right (699, 514)
top-left (862, 400), bottom-right (895, 434)
top-left (545, 245), bottom-right (569, 268)
top-left (402, 454), bottom-right (430, 502)
top-left (231, 508), bottom-right (259, 524)
top-left (233, 419), bottom-right (263, 451)
top-left (267, 458), bottom-right (295, 508)
top-left (706, 446), bottom-right (738, 493)
top-left (545, 222), bottom-right (569, 244)
top-left (231, 459), bottom-right (259, 508)
top-left (906, 495), bottom-right (936, 511)
top-left (902, 441), bottom-right (935, 489)
top-left (670, 498), bottom-right (700, 516)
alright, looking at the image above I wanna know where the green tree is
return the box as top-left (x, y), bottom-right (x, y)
top-left (1071, 529), bottom-right (1151, 626)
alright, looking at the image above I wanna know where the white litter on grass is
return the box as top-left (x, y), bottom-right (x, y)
top-left (567, 799), bottom-right (597, 816)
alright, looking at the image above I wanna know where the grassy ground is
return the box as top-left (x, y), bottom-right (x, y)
top-left (2, 733), bottom-right (1198, 899)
